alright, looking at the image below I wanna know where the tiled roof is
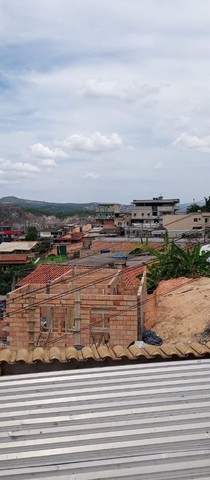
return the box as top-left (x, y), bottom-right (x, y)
top-left (121, 262), bottom-right (154, 286)
top-left (16, 264), bottom-right (73, 287)
top-left (1, 341), bottom-right (210, 365)
top-left (122, 265), bottom-right (146, 286)
top-left (0, 254), bottom-right (29, 264)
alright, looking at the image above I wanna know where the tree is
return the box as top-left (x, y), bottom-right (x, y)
top-left (202, 196), bottom-right (210, 212)
top-left (37, 239), bottom-right (51, 255)
top-left (187, 203), bottom-right (200, 213)
top-left (25, 226), bottom-right (38, 241)
top-left (187, 196), bottom-right (210, 213)
top-left (139, 240), bottom-right (210, 292)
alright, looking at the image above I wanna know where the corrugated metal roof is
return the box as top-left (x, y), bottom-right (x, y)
top-left (0, 359), bottom-right (210, 479)
top-left (0, 241), bottom-right (37, 253)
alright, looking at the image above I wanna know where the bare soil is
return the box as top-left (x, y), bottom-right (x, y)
top-left (145, 277), bottom-right (210, 344)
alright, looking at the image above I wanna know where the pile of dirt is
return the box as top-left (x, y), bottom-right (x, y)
top-left (145, 277), bottom-right (210, 344)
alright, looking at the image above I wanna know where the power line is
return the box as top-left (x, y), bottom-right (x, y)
top-left (5, 269), bottom-right (128, 318)
top-left (6, 240), bottom-right (203, 319)
top-left (45, 276), bottom-right (198, 346)
top-left (7, 208), bottom-right (205, 306)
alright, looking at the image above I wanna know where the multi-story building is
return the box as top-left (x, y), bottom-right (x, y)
top-left (96, 204), bottom-right (120, 224)
top-left (129, 196), bottom-right (180, 236)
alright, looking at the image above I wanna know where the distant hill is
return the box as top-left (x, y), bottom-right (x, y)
top-left (179, 204), bottom-right (189, 213)
top-left (0, 196), bottom-right (98, 214)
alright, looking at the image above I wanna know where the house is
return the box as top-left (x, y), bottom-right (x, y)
top-left (0, 226), bottom-right (24, 243)
top-left (163, 211), bottom-right (210, 238)
top-left (0, 254), bottom-right (30, 271)
top-left (96, 203), bottom-right (121, 225)
top-left (0, 241), bottom-right (38, 259)
top-left (6, 263), bottom-right (147, 350)
top-left (39, 228), bottom-right (63, 239)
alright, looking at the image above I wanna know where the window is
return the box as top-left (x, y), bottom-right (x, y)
top-left (194, 218), bottom-right (198, 222)
top-left (148, 213), bottom-right (150, 217)
top-left (133, 213), bottom-right (136, 217)
top-left (205, 218), bottom-right (208, 224)
top-left (142, 213), bottom-right (144, 217)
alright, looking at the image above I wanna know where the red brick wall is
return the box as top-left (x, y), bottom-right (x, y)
top-left (7, 285), bottom-right (137, 349)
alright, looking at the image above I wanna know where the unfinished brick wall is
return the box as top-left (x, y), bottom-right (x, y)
top-left (7, 282), bottom-right (138, 350)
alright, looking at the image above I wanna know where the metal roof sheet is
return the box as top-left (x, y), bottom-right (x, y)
top-left (0, 359), bottom-right (210, 479)
top-left (0, 241), bottom-right (37, 253)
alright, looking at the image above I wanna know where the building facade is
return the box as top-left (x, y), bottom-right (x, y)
top-left (96, 204), bottom-right (120, 224)
top-left (131, 196), bottom-right (179, 226)
top-left (6, 264), bottom-right (146, 350)
top-left (163, 211), bottom-right (210, 237)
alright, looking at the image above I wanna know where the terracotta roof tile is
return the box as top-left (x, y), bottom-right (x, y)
top-left (122, 265), bottom-right (145, 286)
top-left (1, 342), bottom-right (210, 369)
top-left (122, 263), bottom-right (154, 286)
top-left (16, 264), bottom-right (73, 287)
top-left (0, 254), bottom-right (29, 264)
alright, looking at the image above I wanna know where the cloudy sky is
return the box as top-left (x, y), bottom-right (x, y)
top-left (0, 0), bottom-right (210, 204)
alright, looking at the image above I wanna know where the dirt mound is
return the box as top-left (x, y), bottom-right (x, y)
top-left (145, 277), bottom-right (210, 344)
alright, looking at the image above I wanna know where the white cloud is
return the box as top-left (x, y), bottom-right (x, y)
top-left (79, 79), bottom-right (159, 102)
top-left (30, 143), bottom-right (67, 159)
top-left (56, 131), bottom-right (125, 153)
top-left (40, 158), bottom-right (57, 167)
top-left (2, 1), bottom-right (210, 201)
top-left (0, 158), bottom-right (40, 179)
top-left (173, 133), bottom-right (210, 152)
top-left (82, 172), bottom-right (100, 180)
top-left (12, 162), bottom-right (41, 172)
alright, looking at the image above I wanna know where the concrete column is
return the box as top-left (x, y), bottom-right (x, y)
top-left (74, 292), bottom-right (81, 344)
top-left (28, 289), bottom-right (35, 349)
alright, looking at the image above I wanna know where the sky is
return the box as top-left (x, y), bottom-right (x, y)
top-left (0, 0), bottom-right (210, 204)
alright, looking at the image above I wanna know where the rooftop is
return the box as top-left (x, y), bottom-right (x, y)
top-left (0, 255), bottom-right (29, 265)
top-left (122, 264), bottom-right (147, 286)
top-left (16, 264), bottom-right (73, 287)
top-left (133, 198), bottom-right (180, 204)
top-left (1, 341), bottom-right (210, 368)
top-left (0, 358), bottom-right (210, 478)
top-left (0, 241), bottom-right (37, 253)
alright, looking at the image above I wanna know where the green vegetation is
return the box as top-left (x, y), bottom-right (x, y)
top-left (129, 247), bottom-right (149, 256)
top-left (36, 239), bottom-right (51, 255)
top-left (39, 255), bottom-right (67, 263)
top-left (24, 207), bottom-right (96, 218)
top-left (141, 239), bottom-right (210, 293)
top-left (0, 263), bottom-right (35, 295)
top-left (25, 226), bottom-right (38, 241)
top-left (187, 196), bottom-right (210, 213)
